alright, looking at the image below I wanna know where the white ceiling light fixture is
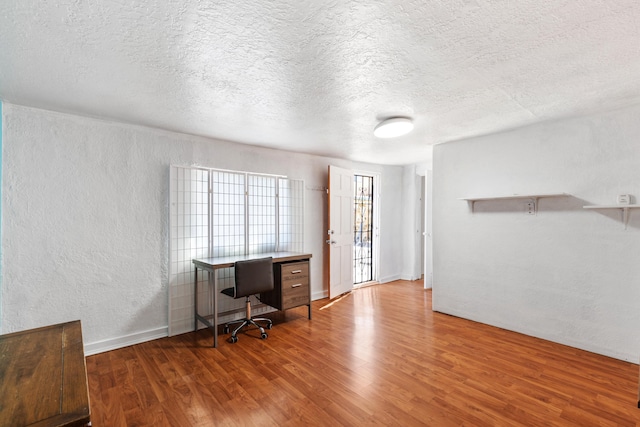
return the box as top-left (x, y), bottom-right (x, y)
top-left (374, 117), bottom-right (414, 138)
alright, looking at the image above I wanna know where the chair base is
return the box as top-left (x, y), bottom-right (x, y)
top-left (223, 317), bottom-right (272, 343)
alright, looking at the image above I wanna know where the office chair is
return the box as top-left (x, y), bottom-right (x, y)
top-left (221, 257), bottom-right (274, 343)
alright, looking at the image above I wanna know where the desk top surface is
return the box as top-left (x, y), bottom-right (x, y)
top-left (193, 251), bottom-right (312, 269)
top-left (0, 320), bottom-right (90, 427)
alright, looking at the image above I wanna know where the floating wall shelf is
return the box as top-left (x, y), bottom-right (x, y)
top-left (582, 204), bottom-right (640, 229)
top-left (459, 193), bottom-right (569, 213)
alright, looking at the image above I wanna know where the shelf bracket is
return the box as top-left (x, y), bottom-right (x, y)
top-left (529, 197), bottom-right (539, 215)
top-left (582, 204), bottom-right (639, 230)
top-left (467, 200), bottom-right (476, 212)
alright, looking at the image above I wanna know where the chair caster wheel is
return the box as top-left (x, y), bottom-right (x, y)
top-left (223, 326), bottom-right (230, 334)
top-left (261, 332), bottom-right (268, 339)
top-left (266, 324), bottom-right (272, 330)
top-left (229, 336), bottom-right (238, 343)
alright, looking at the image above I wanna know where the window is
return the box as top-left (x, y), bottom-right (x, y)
top-left (354, 174), bottom-right (374, 284)
top-left (169, 166), bottom-right (304, 335)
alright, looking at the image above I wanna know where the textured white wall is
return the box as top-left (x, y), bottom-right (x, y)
top-left (0, 101), bottom-right (2, 325)
top-left (1, 103), bottom-right (404, 348)
top-left (433, 104), bottom-right (640, 362)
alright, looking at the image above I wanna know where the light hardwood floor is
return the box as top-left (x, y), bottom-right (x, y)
top-left (87, 280), bottom-right (640, 426)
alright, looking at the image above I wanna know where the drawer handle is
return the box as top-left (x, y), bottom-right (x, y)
top-left (291, 283), bottom-right (303, 288)
top-left (291, 270), bottom-right (302, 274)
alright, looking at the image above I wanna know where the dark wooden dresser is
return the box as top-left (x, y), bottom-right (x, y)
top-left (0, 320), bottom-right (90, 426)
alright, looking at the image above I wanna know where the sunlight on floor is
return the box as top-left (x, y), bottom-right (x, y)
top-left (318, 292), bottom-right (351, 310)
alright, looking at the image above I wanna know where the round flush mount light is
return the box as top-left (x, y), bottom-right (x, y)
top-left (374, 117), bottom-right (414, 138)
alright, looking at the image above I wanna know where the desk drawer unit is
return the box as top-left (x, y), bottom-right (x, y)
top-left (261, 260), bottom-right (311, 318)
top-left (281, 262), bottom-right (309, 309)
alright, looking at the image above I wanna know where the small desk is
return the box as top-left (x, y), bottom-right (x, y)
top-left (193, 251), bottom-right (312, 347)
top-left (0, 320), bottom-right (90, 427)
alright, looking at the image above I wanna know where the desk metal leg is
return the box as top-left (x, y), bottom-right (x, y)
top-left (194, 267), bottom-right (198, 331)
top-left (211, 270), bottom-right (218, 348)
top-left (194, 267), bottom-right (219, 348)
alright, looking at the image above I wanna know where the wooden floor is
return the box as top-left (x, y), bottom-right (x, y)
top-left (87, 281), bottom-right (640, 426)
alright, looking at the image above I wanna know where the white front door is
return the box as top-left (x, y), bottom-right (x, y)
top-left (328, 165), bottom-right (354, 299)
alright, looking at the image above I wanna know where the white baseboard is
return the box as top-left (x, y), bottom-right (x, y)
top-left (312, 290), bottom-right (328, 301)
top-left (399, 274), bottom-right (422, 281)
top-left (84, 326), bottom-right (168, 356)
top-left (378, 274), bottom-right (401, 284)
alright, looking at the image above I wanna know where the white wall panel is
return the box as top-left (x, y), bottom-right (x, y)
top-left (169, 166), bottom-right (210, 336)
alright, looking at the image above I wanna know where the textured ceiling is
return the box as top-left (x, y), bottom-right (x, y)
top-left (2, 1), bottom-right (640, 165)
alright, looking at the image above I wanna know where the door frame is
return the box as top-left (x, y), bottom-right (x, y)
top-left (353, 169), bottom-right (380, 285)
top-left (423, 170), bottom-right (433, 289)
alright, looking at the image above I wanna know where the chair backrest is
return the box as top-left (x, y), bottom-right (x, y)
top-left (234, 257), bottom-right (274, 298)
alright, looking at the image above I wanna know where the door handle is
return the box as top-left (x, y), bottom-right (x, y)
top-left (326, 239), bottom-right (336, 245)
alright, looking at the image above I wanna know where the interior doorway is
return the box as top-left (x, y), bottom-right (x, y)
top-left (353, 174), bottom-right (375, 285)
top-left (327, 166), bottom-right (379, 298)
top-left (423, 170), bottom-right (433, 289)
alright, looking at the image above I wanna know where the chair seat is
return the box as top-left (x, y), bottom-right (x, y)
top-left (221, 257), bottom-right (274, 343)
top-left (221, 287), bottom-right (235, 298)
